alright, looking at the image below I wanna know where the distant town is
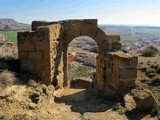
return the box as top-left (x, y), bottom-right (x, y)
top-left (68, 37), bottom-right (97, 68)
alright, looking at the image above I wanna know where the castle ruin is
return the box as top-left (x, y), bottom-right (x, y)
top-left (18, 19), bottom-right (138, 96)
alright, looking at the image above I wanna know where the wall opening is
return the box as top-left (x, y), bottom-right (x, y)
top-left (67, 36), bottom-right (98, 89)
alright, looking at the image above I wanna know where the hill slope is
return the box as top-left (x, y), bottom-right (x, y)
top-left (0, 18), bottom-right (31, 30)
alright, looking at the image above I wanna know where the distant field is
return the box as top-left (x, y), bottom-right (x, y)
top-left (100, 25), bottom-right (160, 41)
top-left (0, 31), bottom-right (17, 42)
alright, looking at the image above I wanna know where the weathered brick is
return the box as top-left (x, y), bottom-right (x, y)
top-left (34, 60), bottom-right (50, 76)
top-left (28, 51), bottom-right (43, 59)
top-left (21, 60), bottom-right (35, 72)
top-left (108, 35), bottom-right (120, 43)
top-left (42, 51), bottom-right (51, 59)
top-left (112, 42), bottom-right (122, 50)
top-left (19, 51), bottom-right (28, 59)
top-left (21, 60), bottom-right (29, 70)
top-left (35, 42), bottom-right (49, 51)
top-left (18, 42), bottom-right (35, 52)
top-left (27, 60), bottom-right (35, 72)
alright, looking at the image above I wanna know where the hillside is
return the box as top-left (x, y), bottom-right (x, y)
top-left (0, 42), bottom-right (159, 120)
top-left (0, 18), bottom-right (31, 31)
top-left (0, 22), bottom-right (159, 119)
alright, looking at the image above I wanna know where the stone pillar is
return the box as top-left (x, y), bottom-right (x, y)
top-left (63, 45), bottom-right (69, 87)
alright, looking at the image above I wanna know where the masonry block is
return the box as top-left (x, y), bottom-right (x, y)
top-left (104, 51), bottom-right (138, 91)
top-left (18, 42), bottom-right (35, 52)
top-left (35, 42), bottom-right (50, 51)
top-left (19, 51), bottom-right (28, 59)
top-left (112, 42), bottom-right (122, 50)
top-left (28, 51), bottom-right (43, 59)
top-left (21, 60), bottom-right (29, 70)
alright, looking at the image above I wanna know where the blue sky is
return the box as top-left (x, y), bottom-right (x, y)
top-left (0, 0), bottom-right (160, 26)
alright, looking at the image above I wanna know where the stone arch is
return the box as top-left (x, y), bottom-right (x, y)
top-left (60, 20), bottom-right (110, 87)
top-left (62, 20), bottom-right (110, 53)
top-left (18, 19), bottom-right (138, 96)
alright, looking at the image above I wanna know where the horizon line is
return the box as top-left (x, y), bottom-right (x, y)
top-left (1, 18), bottom-right (160, 27)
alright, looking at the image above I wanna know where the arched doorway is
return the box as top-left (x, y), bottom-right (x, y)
top-left (67, 36), bottom-right (98, 88)
top-left (61, 20), bottom-right (109, 87)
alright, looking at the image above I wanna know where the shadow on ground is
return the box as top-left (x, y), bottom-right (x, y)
top-left (55, 88), bottom-right (116, 115)
top-left (125, 107), bottom-right (156, 120)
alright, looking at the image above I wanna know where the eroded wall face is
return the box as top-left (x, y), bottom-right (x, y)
top-left (18, 24), bottom-right (65, 86)
top-left (95, 51), bottom-right (138, 96)
top-left (96, 53), bottom-right (106, 90)
top-left (48, 24), bottom-right (64, 87)
top-left (18, 28), bottom-right (52, 85)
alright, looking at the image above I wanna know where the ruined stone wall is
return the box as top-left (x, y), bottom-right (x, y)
top-left (108, 35), bottom-right (122, 51)
top-left (95, 35), bottom-right (122, 91)
top-left (95, 51), bottom-right (137, 96)
top-left (105, 52), bottom-right (137, 90)
top-left (18, 28), bottom-right (50, 85)
top-left (18, 19), bottom-right (138, 96)
top-left (18, 26), bottom-right (57, 85)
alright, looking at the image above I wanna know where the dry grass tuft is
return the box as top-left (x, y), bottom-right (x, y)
top-left (0, 70), bottom-right (16, 90)
top-left (0, 42), bottom-right (18, 59)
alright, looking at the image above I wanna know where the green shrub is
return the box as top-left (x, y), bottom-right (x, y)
top-left (138, 65), bottom-right (147, 72)
top-left (151, 75), bottom-right (160, 86)
top-left (141, 78), bottom-right (152, 84)
top-left (155, 64), bottom-right (160, 74)
top-left (141, 45), bottom-right (159, 57)
top-left (0, 116), bottom-right (5, 120)
top-left (68, 64), bottom-right (95, 80)
top-left (146, 68), bottom-right (156, 78)
top-left (11, 114), bottom-right (28, 120)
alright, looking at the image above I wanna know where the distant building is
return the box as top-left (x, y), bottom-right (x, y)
top-left (83, 56), bottom-right (96, 67)
top-left (68, 55), bottom-right (75, 63)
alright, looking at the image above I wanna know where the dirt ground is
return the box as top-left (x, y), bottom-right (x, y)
top-left (0, 85), bottom-right (158, 120)
top-left (0, 56), bottom-right (159, 120)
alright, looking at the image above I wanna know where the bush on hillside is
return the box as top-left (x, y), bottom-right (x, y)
top-left (146, 68), bottom-right (156, 78)
top-left (141, 45), bottom-right (159, 57)
top-left (151, 75), bottom-right (160, 86)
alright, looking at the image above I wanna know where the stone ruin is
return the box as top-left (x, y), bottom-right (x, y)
top-left (18, 19), bottom-right (138, 96)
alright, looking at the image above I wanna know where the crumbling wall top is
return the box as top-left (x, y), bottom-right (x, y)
top-left (107, 51), bottom-right (137, 58)
top-left (32, 19), bottom-right (97, 31)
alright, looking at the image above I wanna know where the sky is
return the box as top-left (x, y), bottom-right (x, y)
top-left (0, 0), bottom-right (160, 26)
